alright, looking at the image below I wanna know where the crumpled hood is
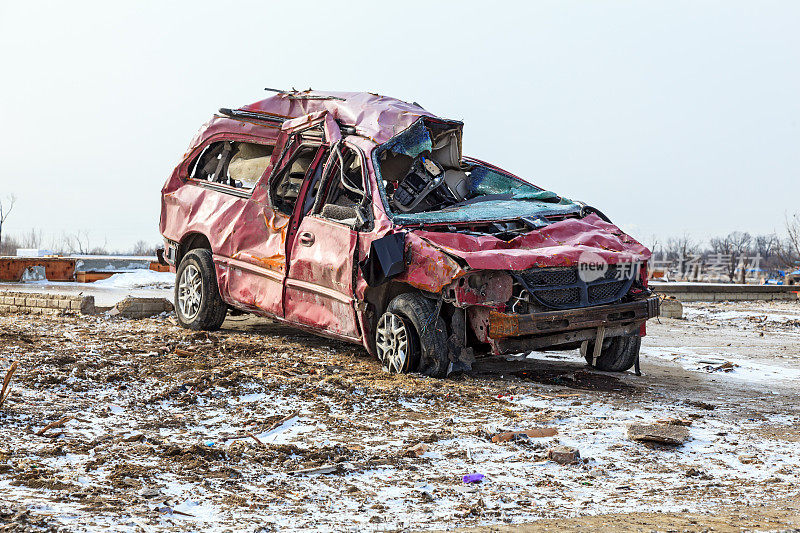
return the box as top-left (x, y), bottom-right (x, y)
top-left (410, 213), bottom-right (651, 271)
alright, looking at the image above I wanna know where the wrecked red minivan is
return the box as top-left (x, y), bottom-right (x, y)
top-left (159, 90), bottom-right (659, 377)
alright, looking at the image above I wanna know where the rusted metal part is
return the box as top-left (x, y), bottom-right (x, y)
top-left (0, 257), bottom-right (76, 282)
top-left (75, 271), bottom-right (114, 283)
top-left (493, 323), bottom-right (641, 354)
top-left (396, 232), bottom-right (466, 293)
top-left (446, 271), bottom-right (513, 307)
top-left (488, 295), bottom-right (660, 339)
top-left (467, 306), bottom-right (492, 344)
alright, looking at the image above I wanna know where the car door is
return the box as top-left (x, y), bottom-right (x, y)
top-left (221, 113), bottom-right (339, 317)
top-left (283, 142), bottom-right (366, 339)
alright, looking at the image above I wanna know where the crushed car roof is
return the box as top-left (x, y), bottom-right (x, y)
top-left (240, 90), bottom-right (455, 144)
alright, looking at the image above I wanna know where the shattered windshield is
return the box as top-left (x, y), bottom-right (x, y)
top-left (373, 118), bottom-right (580, 224)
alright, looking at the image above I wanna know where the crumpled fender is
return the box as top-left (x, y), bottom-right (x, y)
top-left (393, 232), bottom-right (467, 293)
top-left (411, 213), bottom-right (650, 271)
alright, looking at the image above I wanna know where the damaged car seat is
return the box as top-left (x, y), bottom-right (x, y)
top-left (393, 156), bottom-right (456, 212)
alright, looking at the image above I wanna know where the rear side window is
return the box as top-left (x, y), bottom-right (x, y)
top-left (189, 141), bottom-right (274, 190)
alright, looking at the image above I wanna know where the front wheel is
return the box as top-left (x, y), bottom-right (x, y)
top-left (583, 335), bottom-right (641, 372)
top-left (375, 293), bottom-right (449, 378)
top-left (174, 249), bottom-right (227, 331)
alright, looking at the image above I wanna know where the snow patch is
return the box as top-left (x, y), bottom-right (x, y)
top-left (94, 270), bottom-right (174, 289)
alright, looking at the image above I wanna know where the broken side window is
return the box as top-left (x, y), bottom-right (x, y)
top-left (301, 147), bottom-right (331, 216)
top-left (313, 146), bottom-right (367, 226)
top-left (227, 142), bottom-right (274, 188)
top-left (189, 141), bottom-right (274, 190)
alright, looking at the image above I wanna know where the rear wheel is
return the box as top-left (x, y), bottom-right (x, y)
top-left (583, 335), bottom-right (641, 372)
top-left (376, 293), bottom-right (449, 378)
top-left (175, 249), bottom-right (227, 331)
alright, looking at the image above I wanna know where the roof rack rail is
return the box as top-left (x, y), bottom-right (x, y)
top-left (218, 108), bottom-right (286, 124)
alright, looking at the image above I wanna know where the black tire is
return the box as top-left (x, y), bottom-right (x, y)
top-left (174, 249), bottom-right (227, 331)
top-left (384, 293), bottom-right (449, 378)
top-left (584, 335), bottom-right (641, 372)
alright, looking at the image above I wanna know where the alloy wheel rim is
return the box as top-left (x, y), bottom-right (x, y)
top-left (178, 264), bottom-right (202, 320)
top-left (376, 312), bottom-right (411, 373)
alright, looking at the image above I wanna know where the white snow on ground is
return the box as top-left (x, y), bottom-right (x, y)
top-left (682, 303), bottom-right (800, 332)
top-left (1, 301), bottom-right (799, 530)
top-left (3, 361), bottom-right (798, 531)
top-left (640, 345), bottom-right (800, 384)
top-left (93, 270), bottom-right (174, 289)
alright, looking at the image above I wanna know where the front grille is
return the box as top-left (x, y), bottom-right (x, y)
top-left (588, 280), bottom-right (626, 302)
top-left (535, 287), bottom-right (581, 307)
top-left (514, 264), bottom-right (638, 310)
top-left (519, 267), bottom-right (577, 287)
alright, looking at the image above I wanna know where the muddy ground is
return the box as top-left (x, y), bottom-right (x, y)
top-left (0, 300), bottom-right (799, 532)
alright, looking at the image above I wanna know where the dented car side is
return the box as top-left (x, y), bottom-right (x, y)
top-left (160, 90), bottom-right (659, 377)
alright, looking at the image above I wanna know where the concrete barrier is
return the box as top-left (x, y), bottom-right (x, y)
top-left (651, 282), bottom-right (800, 302)
top-left (110, 297), bottom-right (173, 319)
top-left (659, 298), bottom-right (684, 318)
top-left (0, 290), bottom-right (95, 315)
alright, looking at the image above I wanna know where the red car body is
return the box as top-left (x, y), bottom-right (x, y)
top-left (160, 90), bottom-right (658, 373)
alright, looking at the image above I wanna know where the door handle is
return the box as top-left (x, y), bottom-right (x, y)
top-left (299, 231), bottom-right (315, 246)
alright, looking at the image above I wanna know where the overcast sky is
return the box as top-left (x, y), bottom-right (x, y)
top-left (1, 1), bottom-right (798, 251)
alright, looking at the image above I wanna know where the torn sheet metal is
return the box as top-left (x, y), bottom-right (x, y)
top-left (410, 213), bottom-right (651, 272)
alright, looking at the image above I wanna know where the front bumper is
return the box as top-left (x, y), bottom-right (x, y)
top-left (487, 294), bottom-right (660, 353)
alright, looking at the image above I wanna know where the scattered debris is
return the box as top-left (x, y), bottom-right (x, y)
top-left (627, 423), bottom-right (690, 445)
top-left (289, 465), bottom-right (338, 475)
top-left (264, 410), bottom-right (300, 433)
top-left (0, 302), bottom-right (799, 530)
top-left (491, 428), bottom-right (558, 443)
top-left (703, 361), bottom-right (739, 373)
top-left (685, 468), bottom-right (709, 478)
top-left (738, 454), bottom-right (763, 465)
top-left (36, 415), bottom-right (74, 437)
top-left (684, 400), bottom-right (716, 410)
top-left (403, 443), bottom-right (429, 457)
top-left (0, 361), bottom-right (18, 409)
top-left (656, 417), bottom-right (693, 427)
top-left (547, 445), bottom-right (581, 465)
top-left (245, 433), bottom-right (264, 446)
top-left (462, 473), bottom-right (485, 484)
top-left (140, 488), bottom-right (162, 499)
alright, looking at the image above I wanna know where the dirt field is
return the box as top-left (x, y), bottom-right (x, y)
top-left (1, 300), bottom-right (799, 532)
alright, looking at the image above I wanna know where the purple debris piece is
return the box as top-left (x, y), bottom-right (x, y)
top-left (462, 473), bottom-right (485, 484)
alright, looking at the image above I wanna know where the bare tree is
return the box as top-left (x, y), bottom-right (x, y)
top-left (131, 240), bottom-right (156, 256)
top-left (754, 233), bottom-right (780, 260)
top-left (0, 194), bottom-right (17, 250)
top-left (710, 231), bottom-right (752, 282)
top-left (664, 233), bottom-right (698, 277)
top-left (64, 230), bottom-right (91, 255)
top-left (778, 213), bottom-right (800, 269)
top-left (0, 234), bottom-right (20, 256)
top-left (20, 228), bottom-right (44, 249)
